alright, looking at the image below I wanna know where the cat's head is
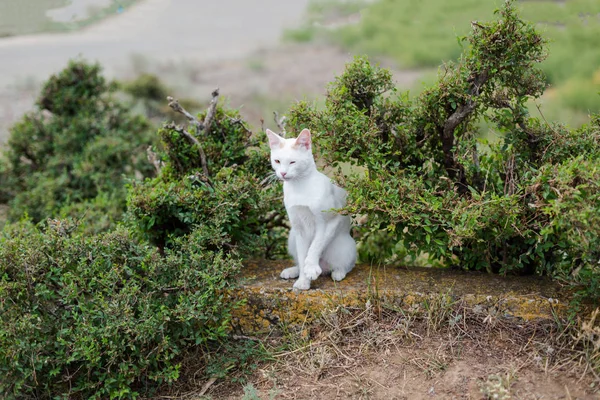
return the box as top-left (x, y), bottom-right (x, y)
top-left (265, 128), bottom-right (315, 181)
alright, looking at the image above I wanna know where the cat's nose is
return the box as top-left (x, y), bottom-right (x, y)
top-left (280, 172), bottom-right (287, 178)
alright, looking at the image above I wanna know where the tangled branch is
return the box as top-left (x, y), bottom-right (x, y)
top-left (166, 89), bottom-right (220, 179)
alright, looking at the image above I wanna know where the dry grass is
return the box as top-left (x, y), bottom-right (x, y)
top-left (150, 293), bottom-right (600, 399)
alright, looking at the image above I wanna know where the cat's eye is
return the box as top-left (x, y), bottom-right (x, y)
top-left (274, 159), bottom-right (280, 164)
top-left (290, 161), bottom-right (296, 165)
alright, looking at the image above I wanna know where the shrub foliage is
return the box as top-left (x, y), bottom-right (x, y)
top-left (0, 75), bottom-right (285, 398)
top-left (0, 60), bottom-right (155, 229)
top-left (127, 95), bottom-right (286, 257)
top-left (287, 1), bottom-right (600, 300)
top-left (0, 220), bottom-right (240, 399)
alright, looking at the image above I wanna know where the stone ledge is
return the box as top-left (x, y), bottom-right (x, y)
top-left (230, 260), bottom-right (568, 334)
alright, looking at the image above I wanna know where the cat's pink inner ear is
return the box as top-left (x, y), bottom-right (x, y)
top-left (266, 129), bottom-right (284, 149)
top-left (294, 129), bottom-right (311, 150)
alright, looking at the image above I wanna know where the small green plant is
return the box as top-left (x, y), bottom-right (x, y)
top-left (241, 384), bottom-right (261, 400)
top-left (241, 383), bottom-right (279, 400)
top-left (480, 371), bottom-right (516, 400)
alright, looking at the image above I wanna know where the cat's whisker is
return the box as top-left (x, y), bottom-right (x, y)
top-left (260, 173), bottom-right (279, 187)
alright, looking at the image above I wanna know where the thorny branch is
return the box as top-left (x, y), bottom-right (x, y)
top-left (273, 111), bottom-right (287, 136)
top-left (146, 146), bottom-right (163, 174)
top-left (167, 96), bottom-right (203, 131)
top-left (164, 122), bottom-right (211, 180)
top-left (441, 69), bottom-right (489, 192)
top-left (203, 88), bottom-right (220, 137)
top-left (166, 89), bottom-right (220, 179)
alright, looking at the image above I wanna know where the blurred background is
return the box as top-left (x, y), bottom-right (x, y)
top-left (1, 0), bottom-right (599, 144)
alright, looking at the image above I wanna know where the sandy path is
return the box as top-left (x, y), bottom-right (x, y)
top-left (0, 0), bottom-right (309, 141)
top-left (0, 0), bottom-right (309, 86)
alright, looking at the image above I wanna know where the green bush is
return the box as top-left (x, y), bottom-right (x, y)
top-left (0, 85), bottom-right (289, 399)
top-left (287, 2), bottom-right (600, 300)
top-left (0, 153), bottom-right (11, 205)
top-left (533, 156), bottom-right (600, 300)
top-left (127, 102), bottom-right (287, 257)
top-left (0, 60), bottom-right (155, 229)
top-left (0, 219), bottom-right (241, 399)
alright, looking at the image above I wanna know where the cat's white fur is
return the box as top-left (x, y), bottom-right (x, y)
top-left (266, 128), bottom-right (357, 290)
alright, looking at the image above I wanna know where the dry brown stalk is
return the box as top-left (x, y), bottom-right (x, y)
top-left (146, 146), bottom-right (162, 174)
top-left (273, 111), bottom-right (287, 136)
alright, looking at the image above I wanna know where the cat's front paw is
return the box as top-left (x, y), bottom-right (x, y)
top-left (280, 266), bottom-right (299, 279)
top-left (331, 269), bottom-right (347, 282)
top-left (303, 262), bottom-right (322, 281)
top-left (293, 278), bottom-right (311, 291)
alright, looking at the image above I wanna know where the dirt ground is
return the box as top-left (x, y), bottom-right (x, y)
top-left (240, 340), bottom-right (594, 400)
top-left (151, 302), bottom-right (600, 400)
top-left (201, 316), bottom-right (599, 400)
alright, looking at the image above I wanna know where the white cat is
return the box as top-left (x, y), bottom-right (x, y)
top-left (266, 128), bottom-right (357, 290)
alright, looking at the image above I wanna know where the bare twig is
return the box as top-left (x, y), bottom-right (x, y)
top-left (198, 377), bottom-right (217, 397)
top-left (232, 334), bottom-right (261, 341)
top-left (165, 122), bottom-right (210, 179)
top-left (167, 96), bottom-right (203, 131)
top-left (441, 69), bottom-right (489, 192)
top-left (229, 117), bottom-right (252, 135)
top-left (504, 154), bottom-right (516, 196)
top-left (165, 90), bottom-right (221, 179)
top-left (203, 88), bottom-right (220, 136)
top-left (535, 103), bottom-right (558, 136)
top-left (273, 111), bottom-right (287, 136)
top-left (146, 146), bottom-right (163, 174)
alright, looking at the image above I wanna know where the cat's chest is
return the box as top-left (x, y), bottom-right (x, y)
top-left (282, 176), bottom-right (337, 211)
top-left (288, 206), bottom-right (315, 231)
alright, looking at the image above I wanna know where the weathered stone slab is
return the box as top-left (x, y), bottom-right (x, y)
top-left (230, 260), bottom-right (568, 334)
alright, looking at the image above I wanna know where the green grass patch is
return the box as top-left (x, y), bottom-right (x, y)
top-left (0, 0), bottom-right (140, 37)
top-left (314, 0), bottom-right (600, 79)
top-left (0, 0), bottom-right (66, 37)
top-left (290, 0), bottom-right (600, 126)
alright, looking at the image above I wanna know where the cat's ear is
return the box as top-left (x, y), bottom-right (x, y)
top-left (265, 129), bottom-right (284, 149)
top-left (294, 129), bottom-right (311, 151)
